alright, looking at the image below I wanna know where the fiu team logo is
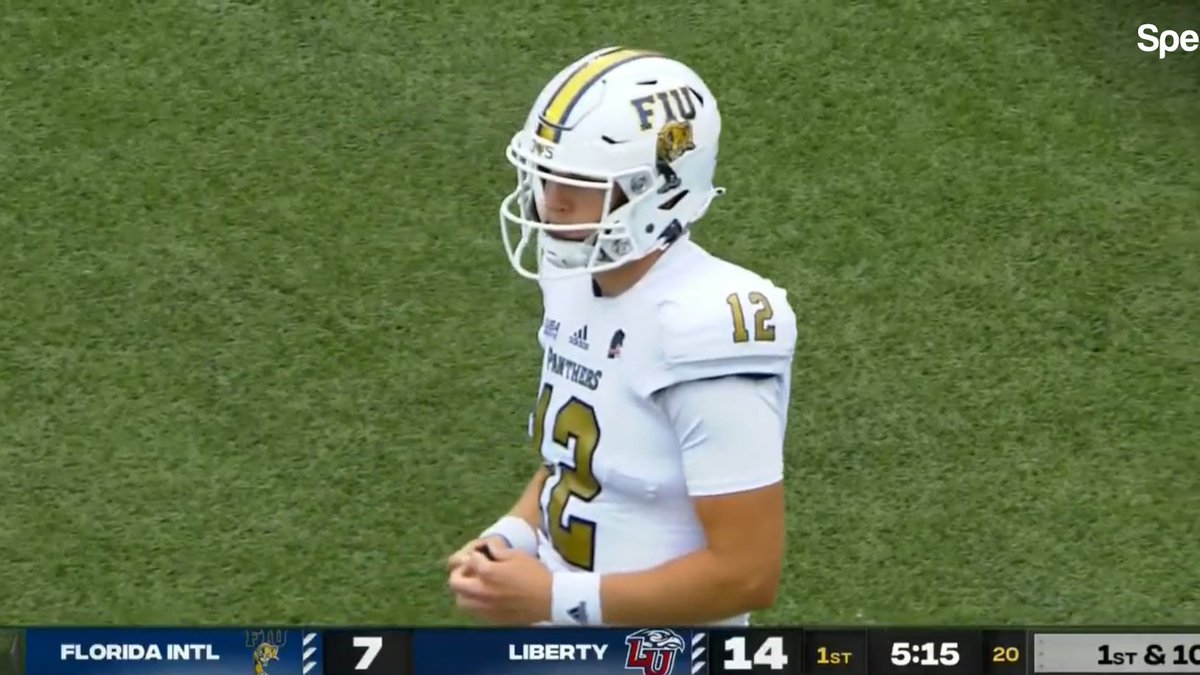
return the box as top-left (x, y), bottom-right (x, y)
top-left (625, 628), bottom-right (686, 675)
top-left (654, 119), bottom-right (695, 193)
top-left (631, 86), bottom-right (698, 132)
top-left (246, 629), bottom-right (287, 675)
top-left (656, 120), bottom-right (695, 165)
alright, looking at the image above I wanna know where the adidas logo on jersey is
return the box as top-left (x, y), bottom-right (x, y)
top-left (569, 325), bottom-right (589, 350)
top-left (567, 601), bottom-right (590, 624)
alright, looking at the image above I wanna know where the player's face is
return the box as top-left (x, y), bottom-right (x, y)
top-left (541, 172), bottom-right (625, 241)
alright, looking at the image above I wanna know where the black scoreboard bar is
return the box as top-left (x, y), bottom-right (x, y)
top-left (16, 627), bottom-right (1200, 675)
top-left (704, 628), bottom-right (1028, 675)
top-left (306, 627), bottom-right (1028, 675)
top-left (321, 629), bottom-right (412, 675)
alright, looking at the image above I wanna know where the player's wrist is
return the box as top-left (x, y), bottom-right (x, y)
top-left (478, 515), bottom-right (538, 556)
top-left (551, 572), bottom-right (603, 625)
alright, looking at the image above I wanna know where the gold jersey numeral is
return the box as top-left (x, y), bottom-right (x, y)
top-left (726, 291), bottom-right (777, 343)
top-left (531, 383), bottom-right (603, 570)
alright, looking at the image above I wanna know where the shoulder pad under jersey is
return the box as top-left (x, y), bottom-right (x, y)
top-left (633, 278), bottom-right (797, 396)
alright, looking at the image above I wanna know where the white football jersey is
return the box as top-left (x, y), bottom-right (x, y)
top-left (529, 237), bottom-right (797, 625)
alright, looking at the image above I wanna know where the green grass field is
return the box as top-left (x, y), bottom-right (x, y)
top-left (1, 1), bottom-right (1197, 627)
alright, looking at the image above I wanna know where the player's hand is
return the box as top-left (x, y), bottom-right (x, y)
top-left (448, 546), bottom-right (552, 625)
top-left (446, 536), bottom-right (510, 574)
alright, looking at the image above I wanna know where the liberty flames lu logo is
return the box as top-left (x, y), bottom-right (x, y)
top-left (625, 628), bottom-right (686, 675)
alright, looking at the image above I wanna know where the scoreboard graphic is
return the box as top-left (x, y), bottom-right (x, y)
top-left (5, 627), bottom-right (1200, 675)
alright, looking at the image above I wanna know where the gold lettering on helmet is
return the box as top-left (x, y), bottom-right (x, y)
top-left (630, 86), bottom-right (698, 131)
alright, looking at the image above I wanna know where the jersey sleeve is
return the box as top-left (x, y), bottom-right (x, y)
top-left (632, 281), bottom-right (798, 398)
top-left (654, 373), bottom-right (786, 496)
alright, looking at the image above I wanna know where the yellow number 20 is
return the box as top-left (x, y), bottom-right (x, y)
top-left (726, 291), bottom-right (776, 343)
top-left (531, 383), bottom-right (603, 571)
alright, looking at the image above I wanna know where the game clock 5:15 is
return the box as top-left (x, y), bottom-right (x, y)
top-left (891, 642), bottom-right (961, 668)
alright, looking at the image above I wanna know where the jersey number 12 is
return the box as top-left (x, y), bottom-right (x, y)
top-left (726, 291), bottom-right (776, 343)
top-left (532, 382), bottom-right (602, 571)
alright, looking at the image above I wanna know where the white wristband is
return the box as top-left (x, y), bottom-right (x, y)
top-left (478, 516), bottom-right (538, 556)
top-left (551, 572), bottom-right (603, 625)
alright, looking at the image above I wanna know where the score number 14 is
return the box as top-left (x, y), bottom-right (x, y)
top-left (725, 636), bottom-right (790, 670)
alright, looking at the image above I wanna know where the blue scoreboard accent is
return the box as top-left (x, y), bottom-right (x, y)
top-left (300, 630), bottom-right (323, 675)
top-left (23, 628), bottom-right (304, 675)
top-left (411, 627), bottom-right (703, 675)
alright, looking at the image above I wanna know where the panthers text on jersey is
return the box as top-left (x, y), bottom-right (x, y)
top-left (529, 236), bottom-right (797, 626)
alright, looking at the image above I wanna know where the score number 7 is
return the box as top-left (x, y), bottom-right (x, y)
top-left (726, 291), bottom-right (776, 343)
top-left (353, 636), bottom-right (382, 671)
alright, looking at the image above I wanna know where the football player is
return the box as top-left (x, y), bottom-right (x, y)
top-left (446, 47), bottom-right (797, 626)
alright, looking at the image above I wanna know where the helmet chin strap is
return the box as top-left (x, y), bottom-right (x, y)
top-left (538, 228), bottom-right (625, 271)
top-left (539, 231), bottom-right (596, 270)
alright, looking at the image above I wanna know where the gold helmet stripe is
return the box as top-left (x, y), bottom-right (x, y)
top-left (537, 47), bottom-right (660, 142)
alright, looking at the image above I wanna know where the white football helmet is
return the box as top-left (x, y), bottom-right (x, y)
top-left (499, 47), bottom-right (724, 280)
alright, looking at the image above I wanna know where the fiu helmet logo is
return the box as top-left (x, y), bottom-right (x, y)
top-left (246, 630), bottom-right (287, 675)
top-left (656, 120), bottom-right (695, 165)
top-left (630, 86), bottom-right (698, 131)
top-left (654, 119), bottom-right (694, 193)
top-left (631, 87), bottom-right (699, 194)
top-left (624, 628), bottom-right (686, 675)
